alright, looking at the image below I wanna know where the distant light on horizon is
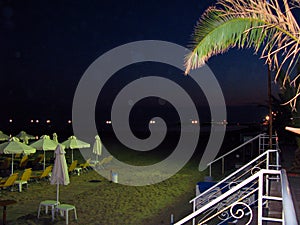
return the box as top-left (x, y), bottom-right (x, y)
top-left (36, 119), bottom-right (39, 123)
top-left (68, 120), bottom-right (72, 124)
top-left (106, 120), bottom-right (112, 124)
top-left (9, 119), bottom-right (12, 123)
top-left (30, 119), bottom-right (34, 123)
top-left (46, 119), bottom-right (51, 124)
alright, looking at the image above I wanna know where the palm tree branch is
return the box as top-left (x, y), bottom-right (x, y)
top-left (185, 14), bottom-right (298, 74)
top-left (185, 16), bottom-right (266, 74)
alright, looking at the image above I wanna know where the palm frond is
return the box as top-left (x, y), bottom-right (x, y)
top-left (185, 0), bottom-right (300, 106)
top-left (185, 13), bottom-right (268, 72)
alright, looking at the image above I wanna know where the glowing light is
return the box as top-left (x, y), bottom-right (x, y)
top-left (150, 120), bottom-right (156, 124)
top-left (46, 120), bottom-right (51, 124)
top-left (106, 120), bottom-right (112, 124)
top-left (192, 120), bottom-right (198, 124)
top-left (9, 119), bottom-right (12, 123)
top-left (265, 115), bottom-right (270, 121)
top-left (36, 120), bottom-right (39, 123)
top-left (30, 120), bottom-right (34, 123)
top-left (222, 120), bottom-right (228, 125)
top-left (68, 120), bottom-right (72, 124)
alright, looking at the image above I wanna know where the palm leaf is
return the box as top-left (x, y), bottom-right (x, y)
top-left (186, 13), bottom-right (268, 72)
top-left (185, 0), bottom-right (300, 106)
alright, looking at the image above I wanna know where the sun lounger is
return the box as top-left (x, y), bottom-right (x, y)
top-left (18, 155), bottom-right (29, 169)
top-left (91, 156), bottom-right (114, 169)
top-left (14, 168), bottom-right (32, 192)
top-left (0, 158), bottom-right (11, 170)
top-left (68, 160), bottom-right (78, 175)
top-left (31, 165), bottom-right (52, 181)
top-left (80, 159), bottom-right (91, 170)
top-left (28, 154), bottom-right (44, 170)
top-left (0, 173), bottom-right (18, 191)
top-left (0, 158), bottom-right (12, 177)
top-left (100, 156), bottom-right (113, 168)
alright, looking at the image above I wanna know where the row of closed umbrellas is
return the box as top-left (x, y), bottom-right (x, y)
top-left (0, 132), bottom-right (102, 174)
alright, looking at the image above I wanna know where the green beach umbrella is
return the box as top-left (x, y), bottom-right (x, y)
top-left (0, 137), bottom-right (36, 174)
top-left (30, 135), bottom-right (59, 170)
top-left (0, 131), bottom-right (9, 141)
top-left (62, 136), bottom-right (90, 162)
top-left (16, 131), bottom-right (36, 144)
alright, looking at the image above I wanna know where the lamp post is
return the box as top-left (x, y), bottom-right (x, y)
top-left (268, 65), bottom-right (273, 149)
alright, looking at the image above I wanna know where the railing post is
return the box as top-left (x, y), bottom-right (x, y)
top-left (266, 151), bottom-right (270, 201)
top-left (222, 157), bottom-right (224, 175)
top-left (259, 134), bottom-right (262, 153)
top-left (266, 150), bottom-right (270, 170)
top-left (262, 134), bottom-right (265, 153)
top-left (258, 172), bottom-right (263, 225)
top-left (276, 150), bottom-right (280, 169)
top-left (192, 200), bottom-right (196, 225)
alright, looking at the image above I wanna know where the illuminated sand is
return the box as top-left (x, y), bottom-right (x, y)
top-left (2, 163), bottom-right (202, 225)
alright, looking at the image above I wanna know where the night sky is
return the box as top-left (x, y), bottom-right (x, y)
top-left (0, 0), bottom-right (273, 133)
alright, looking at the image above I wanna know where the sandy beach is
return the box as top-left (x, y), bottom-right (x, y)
top-left (0, 161), bottom-right (202, 225)
top-left (0, 129), bottom-right (252, 225)
top-left (0, 133), bottom-right (298, 225)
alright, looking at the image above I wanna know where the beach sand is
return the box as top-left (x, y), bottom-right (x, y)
top-left (0, 166), bottom-right (199, 225)
top-left (0, 129), bottom-right (248, 225)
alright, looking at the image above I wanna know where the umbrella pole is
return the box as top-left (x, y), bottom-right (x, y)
top-left (43, 150), bottom-right (46, 170)
top-left (57, 183), bottom-right (59, 204)
top-left (11, 153), bottom-right (14, 174)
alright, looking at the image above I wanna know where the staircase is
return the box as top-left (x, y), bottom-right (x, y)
top-left (173, 135), bottom-right (298, 225)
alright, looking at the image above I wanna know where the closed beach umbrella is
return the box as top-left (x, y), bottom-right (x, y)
top-left (53, 133), bottom-right (58, 143)
top-left (30, 135), bottom-right (59, 170)
top-left (62, 136), bottom-right (90, 162)
top-left (0, 131), bottom-right (9, 141)
top-left (50, 144), bottom-right (70, 204)
top-left (93, 135), bottom-right (102, 161)
top-left (0, 137), bottom-right (36, 174)
top-left (16, 131), bottom-right (36, 144)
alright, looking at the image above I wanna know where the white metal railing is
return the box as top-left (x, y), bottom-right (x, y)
top-left (207, 133), bottom-right (278, 177)
top-left (259, 133), bottom-right (278, 154)
top-left (189, 149), bottom-right (279, 225)
top-left (281, 169), bottom-right (298, 225)
top-left (174, 169), bottom-right (282, 225)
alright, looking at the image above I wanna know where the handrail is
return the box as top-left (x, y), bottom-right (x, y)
top-left (175, 169), bottom-right (281, 225)
top-left (190, 149), bottom-right (278, 203)
top-left (207, 133), bottom-right (278, 176)
top-left (207, 134), bottom-right (262, 166)
top-left (281, 169), bottom-right (298, 225)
